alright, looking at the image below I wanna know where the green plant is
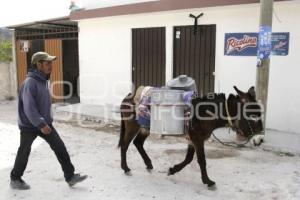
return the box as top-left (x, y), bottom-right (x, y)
top-left (0, 40), bottom-right (12, 62)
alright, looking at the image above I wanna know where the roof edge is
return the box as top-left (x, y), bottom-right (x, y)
top-left (70, 0), bottom-right (291, 21)
top-left (7, 16), bottom-right (70, 29)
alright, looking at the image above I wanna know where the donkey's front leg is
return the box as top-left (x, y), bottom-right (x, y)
top-left (196, 141), bottom-right (215, 187)
top-left (168, 144), bottom-right (195, 175)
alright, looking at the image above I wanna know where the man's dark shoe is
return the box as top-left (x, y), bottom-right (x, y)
top-left (67, 174), bottom-right (87, 187)
top-left (10, 179), bottom-right (30, 190)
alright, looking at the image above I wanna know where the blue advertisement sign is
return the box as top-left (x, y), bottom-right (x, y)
top-left (224, 32), bottom-right (289, 56)
top-left (271, 32), bottom-right (290, 56)
top-left (224, 33), bottom-right (258, 56)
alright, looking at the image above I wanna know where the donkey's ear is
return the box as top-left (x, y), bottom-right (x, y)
top-left (248, 86), bottom-right (255, 90)
top-left (248, 86), bottom-right (256, 100)
top-left (234, 86), bottom-right (247, 102)
top-left (233, 86), bottom-right (246, 96)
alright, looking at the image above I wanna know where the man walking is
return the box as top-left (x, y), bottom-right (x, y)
top-left (10, 52), bottom-right (87, 190)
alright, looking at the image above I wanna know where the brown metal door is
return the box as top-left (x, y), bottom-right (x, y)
top-left (16, 40), bottom-right (28, 88)
top-left (132, 27), bottom-right (166, 89)
top-left (45, 39), bottom-right (64, 102)
top-left (173, 25), bottom-right (216, 96)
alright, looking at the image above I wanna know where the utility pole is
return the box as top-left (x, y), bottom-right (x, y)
top-left (256, 0), bottom-right (273, 131)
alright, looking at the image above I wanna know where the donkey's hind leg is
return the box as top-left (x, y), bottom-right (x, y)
top-left (133, 128), bottom-right (153, 171)
top-left (121, 128), bottom-right (139, 175)
top-left (168, 145), bottom-right (195, 176)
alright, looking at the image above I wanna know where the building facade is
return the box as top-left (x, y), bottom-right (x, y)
top-left (71, 0), bottom-right (300, 134)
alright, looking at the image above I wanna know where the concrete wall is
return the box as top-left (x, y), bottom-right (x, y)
top-left (0, 62), bottom-right (16, 100)
top-left (77, 1), bottom-right (300, 133)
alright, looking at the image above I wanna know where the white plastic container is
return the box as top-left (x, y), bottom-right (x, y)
top-left (150, 89), bottom-right (185, 135)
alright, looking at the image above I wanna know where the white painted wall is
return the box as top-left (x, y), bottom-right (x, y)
top-left (77, 1), bottom-right (300, 133)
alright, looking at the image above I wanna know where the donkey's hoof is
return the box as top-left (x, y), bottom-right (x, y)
top-left (167, 168), bottom-right (175, 176)
top-left (124, 169), bottom-right (132, 176)
top-left (146, 163), bottom-right (153, 169)
top-left (125, 171), bottom-right (132, 176)
top-left (206, 181), bottom-right (216, 188)
top-left (207, 184), bottom-right (217, 190)
top-left (207, 182), bottom-right (217, 190)
top-left (146, 166), bottom-right (153, 172)
top-left (203, 179), bottom-right (215, 187)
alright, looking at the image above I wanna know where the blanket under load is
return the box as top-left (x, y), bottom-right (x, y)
top-left (137, 87), bottom-right (194, 128)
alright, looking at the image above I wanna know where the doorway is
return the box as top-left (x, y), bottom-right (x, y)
top-left (173, 25), bottom-right (216, 96)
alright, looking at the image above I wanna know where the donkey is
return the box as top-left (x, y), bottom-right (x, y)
top-left (118, 86), bottom-right (264, 188)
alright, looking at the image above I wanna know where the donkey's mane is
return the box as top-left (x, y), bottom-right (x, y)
top-left (191, 93), bottom-right (240, 120)
top-left (192, 93), bottom-right (227, 104)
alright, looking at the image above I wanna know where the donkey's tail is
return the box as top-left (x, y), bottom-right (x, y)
top-left (118, 92), bottom-right (136, 148)
top-left (118, 113), bottom-right (125, 148)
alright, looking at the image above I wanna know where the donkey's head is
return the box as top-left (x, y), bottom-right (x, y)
top-left (232, 86), bottom-right (264, 145)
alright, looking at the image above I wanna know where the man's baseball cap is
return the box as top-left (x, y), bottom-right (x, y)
top-left (31, 52), bottom-right (56, 64)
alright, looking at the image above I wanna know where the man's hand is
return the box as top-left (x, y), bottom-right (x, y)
top-left (40, 125), bottom-right (52, 135)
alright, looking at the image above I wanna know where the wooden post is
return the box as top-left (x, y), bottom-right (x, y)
top-left (256, 0), bottom-right (274, 131)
